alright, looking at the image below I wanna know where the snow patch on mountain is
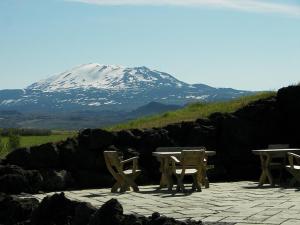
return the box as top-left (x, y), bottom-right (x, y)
top-left (27, 63), bottom-right (185, 92)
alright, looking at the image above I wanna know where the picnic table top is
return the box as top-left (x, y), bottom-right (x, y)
top-left (252, 148), bottom-right (300, 155)
top-left (153, 151), bottom-right (216, 157)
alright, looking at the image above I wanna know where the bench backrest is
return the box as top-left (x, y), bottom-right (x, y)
top-left (180, 150), bottom-right (205, 167)
top-left (156, 146), bottom-right (206, 152)
top-left (103, 151), bottom-right (122, 174)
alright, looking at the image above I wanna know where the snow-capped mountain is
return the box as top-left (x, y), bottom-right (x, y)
top-left (0, 63), bottom-right (253, 113)
top-left (27, 63), bottom-right (185, 92)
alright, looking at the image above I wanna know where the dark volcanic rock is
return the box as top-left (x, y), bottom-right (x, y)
top-left (10, 194), bottom-right (202, 225)
top-left (0, 193), bottom-right (39, 225)
top-left (58, 138), bottom-right (80, 170)
top-left (0, 165), bottom-right (42, 194)
top-left (30, 143), bottom-right (60, 169)
top-left (6, 143), bottom-right (60, 169)
top-left (58, 137), bottom-right (105, 171)
top-left (215, 114), bottom-right (263, 180)
top-left (31, 192), bottom-right (97, 225)
top-left (78, 129), bottom-right (116, 150)
top-left (40, 169), bottom-right (74, 191)
top-left (115, 130), bottom-right (140, 147)
top-left (31, 192), bottom-right (75, 225)
top-left (138, 128), bottom-right (174, 151)
top-left (6, 148), bottom-right (31, 168)
top-left (72, 202), bottom-right (97, 225)
top-left (277, 85), bottom-right (300, 146)
top-left (88, 198), bottom-right (124, 225)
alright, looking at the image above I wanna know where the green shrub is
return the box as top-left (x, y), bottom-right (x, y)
top-left (8, 130), bottom-right (21, 151)
top-left (0, 135), bottom-right (6, 157)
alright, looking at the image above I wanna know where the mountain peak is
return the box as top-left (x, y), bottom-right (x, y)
top-left (26, 63), bottom-right (185, 92)
top-left (0, 63), bottom-right (253, 115)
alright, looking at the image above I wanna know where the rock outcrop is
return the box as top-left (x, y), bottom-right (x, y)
top-left (0, 193), bottom-right (39, 225)
top-left (0, 193), bottom-right (203, 225)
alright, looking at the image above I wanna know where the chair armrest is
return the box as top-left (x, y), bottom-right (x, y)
top-left (121, 156), bottom-right (139, 164)
top-left (288, 152), bottom-right (300, 159)
top-left (169, 156), bottom-right (181, 174)
top-left (170, 156), bottom-right (180, 163)
top-left (287, 152), bottom-right (300, 168)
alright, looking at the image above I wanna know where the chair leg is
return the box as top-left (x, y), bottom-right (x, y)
top-left (192, 180), bottom-right (196, 191)
top-left (193, 174), bottom-right (202, 192)
top-left (124, 175), bottom-right (139, 192)
top-left (111, 182), bottom-right (121, 193)
top-left (120, 185), bottom-right (128, 193)
top-left (129, 175), bottom-right (139, 192)
top-left (176, 180), bottom-right (181, 192)
top-left (176, 176), bottom-right (185, 192)
top-left (119, 179), bottom-right (130, 192)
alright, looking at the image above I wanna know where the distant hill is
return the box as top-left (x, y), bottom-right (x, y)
top-left (127, 102), bottom-right (182, 118)
top-left (0, 102), bottom-right (181, 130)
top-left (108, 92), bottom-right (276, 131)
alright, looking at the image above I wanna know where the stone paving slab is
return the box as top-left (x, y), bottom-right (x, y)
top-left (23, 181), bottom-right (300, 225)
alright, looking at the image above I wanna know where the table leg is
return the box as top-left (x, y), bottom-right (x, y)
top-left (158, 158), bottom-right (167, 188)
top-left (158, 158), bottom-right (171, 189)
top-left (258, 154), bottom-right (274, 186)
top-left (158, 157), bottom-right (173, 190)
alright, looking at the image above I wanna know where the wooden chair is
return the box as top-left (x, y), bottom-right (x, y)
top-left (286, 152), bottom-right (300, 186)
top-left (155, 146), bottom-right (215, 174)
top-left (103, 151), bottom-right (141, 193)
top-left (155, 146), bottom-right (213, 187)
top-left (170, 150), bottom-right (206, 192)
top-left (267, 144), bottom-right (290, 184)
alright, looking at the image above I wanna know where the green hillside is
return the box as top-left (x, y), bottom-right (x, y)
top-left (0, 131), bottom-right (75, 158)
top-left (108, 92), bottom-right (276, 131)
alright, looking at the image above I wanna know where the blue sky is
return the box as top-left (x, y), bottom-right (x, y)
top-left (0, 0), bottom-right (299, 91)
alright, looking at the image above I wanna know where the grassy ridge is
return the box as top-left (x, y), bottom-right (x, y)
top-left (0, 132), bottom-right (75, 158)
top-left (108, 92), bottom-right (275, 131)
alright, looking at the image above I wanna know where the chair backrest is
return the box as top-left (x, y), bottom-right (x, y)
top-left (103, 151), bottom-right (122, 174)
top-left (156, 146), bottom-right (206, 152)
top-left (268, 144), bottom-right (290, 149)
top-left (180, 150), bottom-right (205, 167)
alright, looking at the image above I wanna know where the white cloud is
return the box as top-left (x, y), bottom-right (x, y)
top-left (66, 0), bottom-right (300, 17)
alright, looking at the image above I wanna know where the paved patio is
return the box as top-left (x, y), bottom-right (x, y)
top-left (29, 181), bottom-right (300, 225)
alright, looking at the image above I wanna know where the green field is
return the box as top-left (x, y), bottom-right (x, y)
top-left (0, 132), bottom-right (76, 159)
top-left (108, 92), bottom-right (276, 131)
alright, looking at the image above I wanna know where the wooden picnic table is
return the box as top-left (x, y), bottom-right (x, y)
top-left (252, 148), bottom-right (300, 186)
top-left (153, 151), bottom-right (216, 190)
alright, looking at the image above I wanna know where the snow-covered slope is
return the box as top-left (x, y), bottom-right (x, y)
top-left (27, 63), bottom-right (185, 92)
top-left (0, 63), bottom-right (253, 113)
